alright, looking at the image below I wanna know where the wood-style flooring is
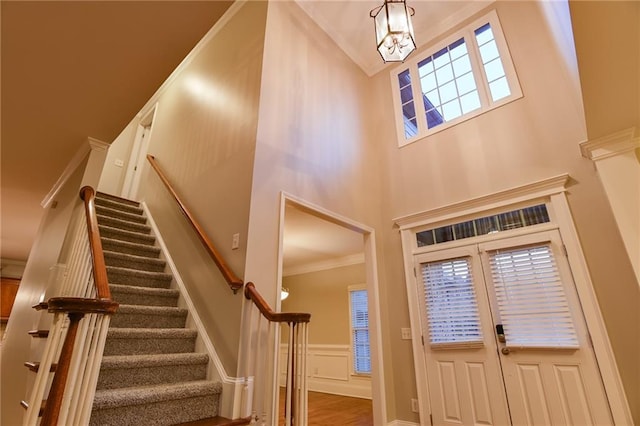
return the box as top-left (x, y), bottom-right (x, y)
top-left (278, 388), bottom-right (373, 426)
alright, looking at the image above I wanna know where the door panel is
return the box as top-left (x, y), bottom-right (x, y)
top-left (416, 246), bottom-right (511, 426)
top-left (479, 231), bottom-right (613, 426)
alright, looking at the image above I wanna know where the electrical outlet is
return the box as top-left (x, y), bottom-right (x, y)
top-left (411, 398), bottom-right (419, 413)
top-left (401, 327), bottom-right (412, 340)
top-left (232, 233), bottom-right (240, 250)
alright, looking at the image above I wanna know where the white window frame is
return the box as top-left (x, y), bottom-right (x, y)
top-left (394, 174), bottom-right (633, 425)
top-left (390, 9), bottom-right (522, 147)
top-left (348, 284), bottom-right (371, 376)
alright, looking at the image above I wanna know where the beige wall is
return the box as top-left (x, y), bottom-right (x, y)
top-left (98, 118), bottom-right (137, 196)
top-left (245, 1), bottom-right (392, 422)
top-left (373, 1), bottom-right (638, 422)
top-left (281, 264), bottom-right (366, 345)
top-left (135, 1), bottom-right (268, 375)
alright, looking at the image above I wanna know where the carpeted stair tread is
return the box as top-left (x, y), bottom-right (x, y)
top-left (100, 225), bottom-right (156, 245)
top-left (101, 237), bottom-right (161, 258)
top-left (104, 250), bottom-right (166, 272)
top-left (97, 192), bottom-right (140, 207)
top-left (95, 196), bottom-right (144, 215)
top-left (110, 284), bottom-right (179, 307)
top-left (98, 214), bottom-right (152, 234)
top-left (92, 380), bottom-right (222, 409)
top-left (107, 266), bottom-right (173, 289)
top-left (110, 304), bottom-right (188, 329)
top-left (97, 353), bottom-right (209, 390)
top-left (96, 205), bottom-right (147, 224)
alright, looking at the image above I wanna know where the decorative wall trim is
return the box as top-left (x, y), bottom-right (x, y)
top-left (394, 174), bottom-right (570, 229)
top-left (41, 137), bottom-right (109, 208)
top-left (0, 259), bottom-right (26, 279)
top-left (142, 203), bottom-right (242, 418)
top-left (580, 127), bottom-right (639, 161)
top-left (283, 253), bottom-right (364, 277)
top-left (279, 344), bottom-right (372, 400)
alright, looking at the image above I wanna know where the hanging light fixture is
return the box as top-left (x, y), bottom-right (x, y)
top-left (370, 0), bottom-right (416, 63)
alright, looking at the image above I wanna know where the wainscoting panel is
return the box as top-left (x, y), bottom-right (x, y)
top-left (279, 344), bottom-right (372, 399)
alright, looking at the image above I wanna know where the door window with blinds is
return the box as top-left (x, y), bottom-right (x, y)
top-left (421, 257), bottom-right (484, 348)
top-left (486, 242), bottom-right (579, 349)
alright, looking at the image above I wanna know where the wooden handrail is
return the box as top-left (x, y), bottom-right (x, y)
top-left (146, 155), bottom-right (244, 293)
top-left (244, 283), bottom-right (311, 323)
top-left (80, 186), bottom-right (111, 300)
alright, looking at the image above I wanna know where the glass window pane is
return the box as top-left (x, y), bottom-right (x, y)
top-left (418, 57), bottom-right (434, 75)
top-left (483, 57), bottom-right (506, 82)
top-left (442, 100), bottom-right (462, 121)
top-left (439, 80), bottom-right (457, 104)
top-left (449, 38), bottom-right (467, 59)
top-left (420, 73), bottom-right (437, 93)
top-left (426, 109), bottom-right (444, 129)
top-left (434, 226), bottom-right (454, 243)
top-left (474, 23), bottom-right (494, 46)
top-left (417, 230), bottom-right (435, 247)
top-left (452, 56), bottom-right (472, 77)
top-left (489, 76), bottom-right (511, 101)
top-left (433, 47), bottom-right (450, 69)
top-left (425, 89), bottom-right (440, 107)
top-left (479, 40), bottom-right (499, 63)
top-left (435, 63), bottom-right (454, 84)
top-left (460, 91), bottom-right (481, 114)
top-left (456, 72), bottom-right (477, 96)
top-left (400, 85), bottom-right (414, 103)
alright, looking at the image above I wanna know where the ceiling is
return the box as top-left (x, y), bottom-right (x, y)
top-left (1, 0), bottom-right (485, 266)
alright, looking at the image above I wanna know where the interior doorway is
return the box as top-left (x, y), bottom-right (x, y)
top-left (275, 194), bottom-right (385, 425)
top-left (121, 104), bottom-right (157, 199)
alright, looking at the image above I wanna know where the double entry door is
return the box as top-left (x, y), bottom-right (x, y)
top-left (415, 230), bottom-right (612, 425)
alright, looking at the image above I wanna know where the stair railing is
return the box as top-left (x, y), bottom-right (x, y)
top-left (244, 283), bottom-right (310, 426)
top-left (147, 155), bottom-right (311, 425)
top-left (24, 186), bottom-right (118, 426)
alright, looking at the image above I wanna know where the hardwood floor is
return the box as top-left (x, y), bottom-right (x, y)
top-left (278, 388), bottom-right (373, 426)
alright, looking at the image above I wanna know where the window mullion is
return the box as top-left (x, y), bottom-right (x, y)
top-left (410, 65), bottom-right (428, 135)
top-left (465, 28), bottom-right (492, 108)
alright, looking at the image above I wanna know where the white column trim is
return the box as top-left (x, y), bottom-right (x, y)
top-left (580, 127), bottom-right (639, 161)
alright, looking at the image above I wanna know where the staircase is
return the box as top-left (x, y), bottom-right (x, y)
top-left (90, 192), bottom-right (224, 425)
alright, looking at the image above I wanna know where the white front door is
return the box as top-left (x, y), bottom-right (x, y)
top-left (416, 230), bottom-right (613, 426)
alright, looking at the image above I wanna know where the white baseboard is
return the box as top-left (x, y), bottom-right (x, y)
top-left (387, 420), bottom-right (420, 426)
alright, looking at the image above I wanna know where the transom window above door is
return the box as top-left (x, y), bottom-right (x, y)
top-left (391, 10), bottom-right (522, 146)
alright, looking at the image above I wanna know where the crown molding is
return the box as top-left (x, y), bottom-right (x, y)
top-left (580, 127), bottom-right (639, 161)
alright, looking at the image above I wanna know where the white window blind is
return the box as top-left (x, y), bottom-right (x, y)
top-left (421, 258), bottom-right (483, 347)
top-left (349, 289), bottom-right (371, 374)
top-left (488, 244), bottom-right (579, 348)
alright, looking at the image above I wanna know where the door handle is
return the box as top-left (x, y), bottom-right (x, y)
top-left (496, 324), bottom-right (506, 343)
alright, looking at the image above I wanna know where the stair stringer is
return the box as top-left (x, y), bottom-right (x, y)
top-left (140, 202), bottom-right (248, 419)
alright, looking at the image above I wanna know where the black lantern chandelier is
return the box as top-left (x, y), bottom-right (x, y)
top-left (370, 0), bottom-right (416, 63)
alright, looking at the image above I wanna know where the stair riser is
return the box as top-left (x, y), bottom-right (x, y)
top-left (90, 394), bottom-right (219, 426)
top-left (110, 290), bottom-right (178, 307)
top-left (110, 312), bottom-right (187, 329)
top-left (107, 270), bottom-right (172, 289)
top-left (98, 216), bottom-right (152, 234)
top-left (101, 239), bottom-right (160, 258)
top-left (105, 254), bottom-right (166, 273)
top-left (103, 337), bottom-right (196, 356)
top-left (100, 227), bottom-right (156, 246)
top-left (97, 363), bottom-right (207, 390)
